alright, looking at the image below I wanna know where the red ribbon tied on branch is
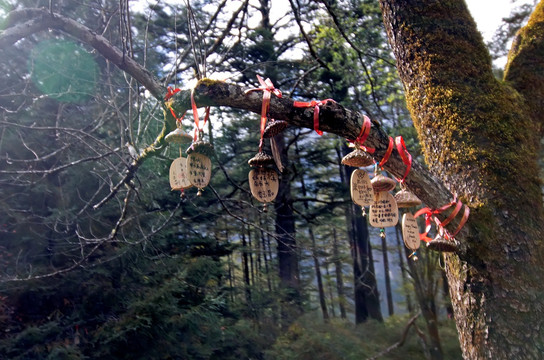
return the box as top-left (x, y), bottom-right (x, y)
top-left (394, 136), bottom-right (412, 184)
top-left (164, 86), bottom-right (185, 123)
top-left (346, 115), bottom-right (375, 153)
top-left (164, 86), bottom-right (181, 101)
top-left (191, 89), bottom-right (210, 141)
top-left (378, 136), bottom-right (394, 169)
top-left (293, 99), bottom-right (336, 136)
top-left (245, 75), bottom-right (282, 151)
top-left (414, 199), bottom-right (470, 242)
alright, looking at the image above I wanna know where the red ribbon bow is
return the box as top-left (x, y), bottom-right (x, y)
top-left (293, 99), bottom-right (336, 136)
top-left (414, 199), bottom-right (470, 242)
top-left (164, 86), bottom-right (181, 101)
top-left (245, 75), bottom-right (282, 151)
top-left (165, 86), bottom-right (185, 123)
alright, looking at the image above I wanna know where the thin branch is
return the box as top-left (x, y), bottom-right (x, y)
top-left (366, 311), bottom-right (421, 360)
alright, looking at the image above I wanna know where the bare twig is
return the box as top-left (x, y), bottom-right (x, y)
top-left (367, 311), bottom-right (421, 360)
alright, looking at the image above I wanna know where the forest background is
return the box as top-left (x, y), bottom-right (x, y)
top-left (0, 0), bottom-right (538, 359)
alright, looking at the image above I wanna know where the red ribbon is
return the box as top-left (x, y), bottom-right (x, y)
top-left (164, 87), bottom-right (185, 123)
top-left (293, 99), bottom-right (336, 136)
top-left (191, 90), bottom-right (210, 141)
top-left (345, 115), bottom-right (375, 153)
top-left (394, 136), bottom-right (412, 183)
top-left (164, 86), bottom-right (181, 101)
top-left (245, 75), bottom-right (282, 151)
top-left (378, 136), bottom-right (394, 169)
top-left (414, 199), bottom-right (470, 242)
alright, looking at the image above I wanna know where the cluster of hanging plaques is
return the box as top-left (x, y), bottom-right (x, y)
top-left (166, 89), bottom-right (214, 197)
top-left (163, 81), bottom-right (469, 257)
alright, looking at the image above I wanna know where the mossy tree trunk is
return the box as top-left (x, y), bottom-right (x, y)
top-left (379, 0), bottom-right (544, 358)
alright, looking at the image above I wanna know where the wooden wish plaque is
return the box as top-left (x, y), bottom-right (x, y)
top-left (249, 167), bottom-right (279, 203)
top-left (402, 213), bottom-right (421, 251)
top-left (369, 191), bottom-right (399, 228)
top-left (169, 157), bottom-right (193, 191)
top-left (187, 153), bottom-right (212, 189)
top-left (350, 169), bottom-right (373, 207)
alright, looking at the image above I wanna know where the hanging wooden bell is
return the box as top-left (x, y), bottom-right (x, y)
top-left (350, 169), bottom-right (373, 216)
top-left (248, 152), bottom-right (279, 211)
top-left (371, 173), bottom-right (396, 192)
top-left (426, 235), bottom-right (458, 252)
top-left (186, 139), bottom-right (214, 196)
top-left (263, 120), bottom-right (289, 138)
top-left (369, 191), bottom-right (399, 228)
top-left (342, 147), bottom-right (374, 167)
top-left (402, 213), bottom-right (421, 260)
top-left (395, 188), bottom-right (422, 208)
top-left (165, 127), bottom-right (193, 145)
top-left (248, 152), bottom-right (275, 168)
top-left (169, 157), bottom-right (193, 196)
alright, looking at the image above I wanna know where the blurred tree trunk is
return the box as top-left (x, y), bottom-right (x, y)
top-left (273, 134), bottom-right (301, 322)
top-left (380, 231), bottom-right (394, 316)
top-left (405, 248), bottom-right (444, 360)
top-left (395, 225), bottom-right (414, 313)
top-left (332, 228), bottom-right (347, 319)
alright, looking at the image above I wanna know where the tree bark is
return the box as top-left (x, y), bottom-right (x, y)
top-left (379, 1), bottom-right (544, 358)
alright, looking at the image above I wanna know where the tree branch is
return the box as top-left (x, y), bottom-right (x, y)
top-left (1, 8), bottom-right (165, 100)
top-left (367, 311), bottom-right (421, 360)
top-left (177, 79), bottom-right (454, 214)
top-left (2, 7), bottom-right (457, 239)
top-left (504, 0), bottom-right (544, 136)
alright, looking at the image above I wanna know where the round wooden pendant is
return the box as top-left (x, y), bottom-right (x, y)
top-left (350, 169), bottom-right (373, 207)
top-left (249, 167), bottom-right (279, 203)
top-left (187, 152), bottom-right (212, 189)
top-left (369, 191), bottom-right (399, 228)
top-left (402, 213), bottom-right (421, 251)
top-left (169, 157), bottom-right (193, 191)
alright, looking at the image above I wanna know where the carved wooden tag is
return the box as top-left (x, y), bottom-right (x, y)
top-left (169, 157), bottom-right (193, 191)
top-left (369, 191), bottom-right (398, 228)
top-left (350, 169), bottom-right (373, 207)
top-left (187, 153), bottom-right (212, 189)
top-left (402, 213), bottom-right (421, 250)
top-left (249, 167), bottom-right (279, 203)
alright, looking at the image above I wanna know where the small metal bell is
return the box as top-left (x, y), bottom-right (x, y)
top-left (165, 127), bottom-right (193, 145)
top-left (395, 188), bottom-right (422, 208)
top-left (341, 148), bottom-right (374, 167)
top-left (426, 235), bottom-right (457, 252)
top-left (371, 174), bottom-right (396, 192)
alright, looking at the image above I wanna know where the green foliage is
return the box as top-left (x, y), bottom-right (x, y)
top-left (265, 314), bottom-right (462, 360)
